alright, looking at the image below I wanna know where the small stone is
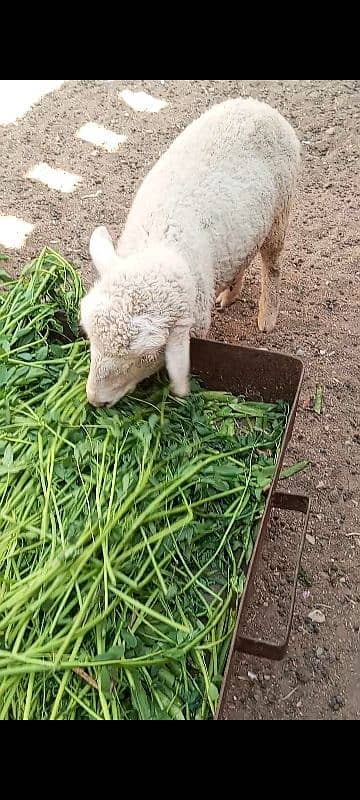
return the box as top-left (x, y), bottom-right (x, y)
top-left (329, 694), bottom-right (345, 711)
top-left (329, 488), bottom-right (340, 504)
top-left (296, 348), bottom-right (306, 356)
top-left (308, 609), bottom-right (326, 624)
top-left (319, 349), bottom-right (326, 355)
top-left (247, 671), bottom-right (257, 681)
top-left (264, 674), bottom-right (271, 681)
top-left (307, 621), bottom-right (320, 634)
top-left (306, 534), bottom-right (316, 545)
top-left (296, 700), bottom-right (302, 708)
top-left (316, 481), bottom-right (326, 489)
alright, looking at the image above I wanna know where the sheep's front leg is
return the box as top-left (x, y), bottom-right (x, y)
top-left (165, 326), bottom-right (191, 397)
top-left (215, 262), bottom-right (248, 309)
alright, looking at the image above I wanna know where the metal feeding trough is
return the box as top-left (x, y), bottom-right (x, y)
top-left (190, 339), bottom-right (310, 720)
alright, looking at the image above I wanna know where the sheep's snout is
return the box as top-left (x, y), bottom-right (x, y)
top-left (86, 376), bottom-right (137, 408)
top-left (86, 384), bottom-right (108, 408)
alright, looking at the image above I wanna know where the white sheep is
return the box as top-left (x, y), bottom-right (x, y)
top-left (80, 97), bottom-right (301, 407)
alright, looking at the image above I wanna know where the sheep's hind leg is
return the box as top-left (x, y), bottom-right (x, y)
top-left (258, 207), bottom-right (289, 333)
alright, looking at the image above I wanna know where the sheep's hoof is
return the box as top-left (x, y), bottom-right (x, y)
top-left (171, 378), bottom-right (190, 398)
top-left (257, 307), bottom-right (278, 333)
top-left (215, 288), bottom-right (232, 309)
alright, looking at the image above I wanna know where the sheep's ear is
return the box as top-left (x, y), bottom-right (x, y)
top-left (89, 226), bottom-right (119, 277)
top-left (130, 315), bottom-right (168, 355)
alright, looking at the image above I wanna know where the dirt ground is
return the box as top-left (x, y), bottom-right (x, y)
top-left (1, 80), bottom-right (359, 719)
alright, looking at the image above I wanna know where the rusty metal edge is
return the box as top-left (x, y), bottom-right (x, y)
top-left (215, 493), bottom-right (310, 719)
top-left (188, 339), bottom-right (306, 720)
top-left (236, 492), bottom-right (310, 659)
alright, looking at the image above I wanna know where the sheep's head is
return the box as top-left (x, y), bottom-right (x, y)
top-left (80, 226), bottom-right (194, 407)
